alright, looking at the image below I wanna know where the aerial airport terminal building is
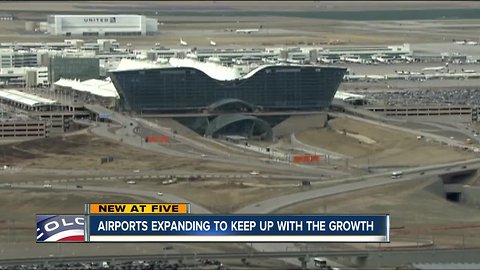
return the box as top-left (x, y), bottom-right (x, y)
top-left (108, 58), bottom-right (346, 141)
top-left (47, 15), bottom-right (158, 36)
top-left (109, 58), bottom-right (347, 113)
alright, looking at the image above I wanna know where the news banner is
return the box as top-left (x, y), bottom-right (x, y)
top-left (36, 203), bottom-right (390, 243)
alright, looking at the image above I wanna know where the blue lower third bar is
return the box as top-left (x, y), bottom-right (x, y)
top-left (88, 214), bottom-right (389, 243)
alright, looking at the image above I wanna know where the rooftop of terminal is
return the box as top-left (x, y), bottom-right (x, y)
top-left (0, 89), bottom-right (57, 107)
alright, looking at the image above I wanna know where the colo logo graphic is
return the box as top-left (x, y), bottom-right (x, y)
top-left (36, 215), bottom-right (85, 242)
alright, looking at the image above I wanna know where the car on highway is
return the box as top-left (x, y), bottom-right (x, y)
top-left (126, 180), bottom-right (136, 184)
top-left (157, 192), bottom-right (163, 196)
top-left (391, 171), bottom-right (403, 179)
top-left (76, 185), bottom-right (83, 189)
top-left (419, 171), bottom-right (425, 175)
top-left (0, 183), bottom-right (11, 187)
top-left (462, 165), bottom-right (467, 169)
top-left (133, 169), bottom-right (140, 173)
top-left (249, 171), bottom-right (260, 175)
top-left (43, 184), bottom-right (52, 188)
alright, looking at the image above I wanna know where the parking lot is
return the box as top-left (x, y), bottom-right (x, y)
top-left (358, 88), bottom-right (480, 106)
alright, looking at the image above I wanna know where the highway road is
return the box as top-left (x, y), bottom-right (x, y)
top-left (4, 157), bottom-right (478, 268)
top-left (2, 169), bottom-right (330, 187)
top-left (417, 120), bottom-right (480, 144)
top-left (2, 247), bottom-right (480, 267)
top-left (3, 183), bottom-right (210, 214)
top-left (236, 158), bottom-right (480, 214)
top-left (7, 156), bottom-right (477, 216)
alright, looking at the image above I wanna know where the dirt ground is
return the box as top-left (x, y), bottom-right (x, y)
top-left (0, 134), bottom-right (262, 173)
top-left (296, 117), bottom-right (476, 166)
top-left (134, 179), bottom-right (299, 213)
top-left (0, 132), bottom-right (303, 214)
top-left (277, 177), bottom-right (480, 248)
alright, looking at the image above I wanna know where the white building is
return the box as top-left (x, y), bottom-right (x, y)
top-left (0, 66), bottom-right (49, 87)
top-left (47, 15), bottom-right (158, 36)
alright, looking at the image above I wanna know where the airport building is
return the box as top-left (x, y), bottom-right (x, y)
top-left (110, 58), bottom-right (346, 113)
top-left (0, 67), bottom-right (49, 87)
top-left (53, 77), bottom-right (119, 108)
top-left (0, 49), bottom-right (46, 68)
top-left (109, 58), bottom-right (346, 140)
top-left (48, 56), bottom-right (100, 83)
top-left (46, 15), bottom-right (158, 36)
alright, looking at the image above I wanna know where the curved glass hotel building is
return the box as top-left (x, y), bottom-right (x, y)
top-left (109, 58), bottom-right (347, 113)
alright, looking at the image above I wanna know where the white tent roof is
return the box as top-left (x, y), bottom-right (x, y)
top-left (334, 91), bottom-right (366, 101)
top-left (115, 59), bottom-right (164, 72)
top-left (0, 89), bottom-right (57, 107)
top-left (54, 78), bottom-right (119, 98)
top-left (168, 57), bottom-right (241, 81)
top-left (114, 58), bottom-right (245, 81)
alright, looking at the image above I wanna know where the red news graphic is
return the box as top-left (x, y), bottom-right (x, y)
top-left (145, 135), bottom-right (170, 144)
top-left (292, 155), bottom-right (321, 163)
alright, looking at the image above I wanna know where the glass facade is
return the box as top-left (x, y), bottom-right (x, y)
top-left (48, 57), bottom-right (100, 83)
top-left (110, 65), bottom-right (346, 113)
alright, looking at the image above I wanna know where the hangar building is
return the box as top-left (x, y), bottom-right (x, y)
top-left (47, 15), bottom-right (158, 36)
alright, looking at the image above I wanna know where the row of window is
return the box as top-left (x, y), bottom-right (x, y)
top-left (0, 133), bottom-right (45, 137)
top-left (371, 107), bottom-right (472, 112)
top-left (385, 112), bottom-right (471, 116)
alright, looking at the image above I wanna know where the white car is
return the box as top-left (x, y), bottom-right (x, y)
top-left (127, 180), bottom-right (136, 185)
top-left (249, 171), bottom-right (260, 175)
top-left (43, 184), bottom-right (52, 188)
top-left (157, 192), bottom-right (163, 196)
top-left (133, 169), bottom-right (140, 173)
